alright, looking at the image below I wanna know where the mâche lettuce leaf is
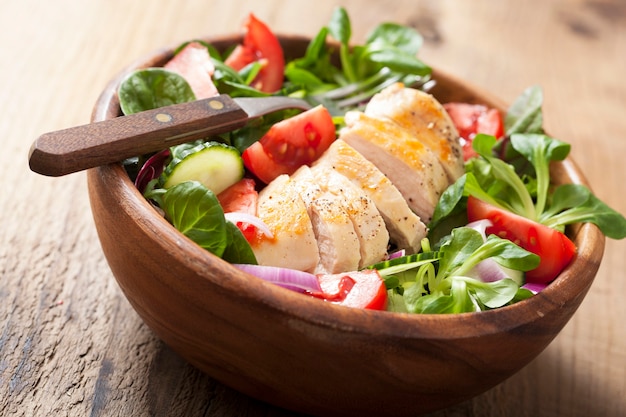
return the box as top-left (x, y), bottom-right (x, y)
top-left (375, 227), bottom-right (538, 314)
top-left (429, 86), bottom-right (626, 242)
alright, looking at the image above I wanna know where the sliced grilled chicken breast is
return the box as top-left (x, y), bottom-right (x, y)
top-left (309, 164), bottom-right (389, 268)
top-left (253, 174), bottom-right (320, 272)
top-left (313, 139), bottom-right (427, 253)
top-left (290, 166), bottom-right (361, 274)
top-left (341, 111), bottom-right (449, 223)
top-left (364, 82), bottom-right (464, 181)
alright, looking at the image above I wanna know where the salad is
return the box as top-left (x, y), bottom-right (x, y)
top-left (118, 8), bottom-right (626, 314)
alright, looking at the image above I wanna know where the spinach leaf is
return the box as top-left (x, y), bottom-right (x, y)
top-left (284, 67), bottom-right (327, 90)
top-left (162, 181), bottom-right (228, 257)
top-left (301, 27), bottom-right (331, 67)
top-left (158, 181), bottom-right (258, 264)
top-left (428, 174), bottom-right (467, 241)
top-left (327, 6), bottom-right (351, 45)
top-left (284, 26), bottom-right (340, 90)
top-left (222, 221), bottom-right (258, 264)
top-left (366, 23), bottom-right (423, 55)
top-left (328, 7), bottom-right (356, 82)
top-left (286, 7), bottom-right (432, 104)
top-left (118, 68), bottom-right (196, 115)
top-left (364, 23), bottom-right (430, 76)
top-left (364, 46), bottom-right (431, 75)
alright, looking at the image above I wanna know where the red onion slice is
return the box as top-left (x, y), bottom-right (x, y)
top-left (466, 219), bottom-right (492, 239)
top-left (234, 264), bottom-right (321, 293)
top-left (466, 219), bottom-right (523, 284)
top-left (135, 148), bottom-right (170, 193)
top-left (522, 282), bottom-right (547, 294)
top-left (467, 258), bottom-right (509, 282)
top-left (224, 212), bottom-right (273, 238)
top-left (387, 249), bottom-right (406, 260)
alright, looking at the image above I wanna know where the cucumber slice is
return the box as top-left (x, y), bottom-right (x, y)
top-left (162, 141), bottom-right (244, 194)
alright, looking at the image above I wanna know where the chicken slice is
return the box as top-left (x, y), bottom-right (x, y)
top-left (340, 111), bottom-right (449, 223)
top-left (309, 164), bottom-right (389, 268)
top-left (364, 82), bottom-right (464, 181)
top-left (313, 139), bottom-right (427, 253)
top-left (252, 174), bottom-right (319, 272)
top-left (290, 166), bottom-right (361, 274)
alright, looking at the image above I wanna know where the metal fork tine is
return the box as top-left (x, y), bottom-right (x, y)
top-left (309, 68), bottom-right (435, 113)
top-left (334, 73), bottom-right (403, 109)
top-left (319, 68), bottom-right (392, 100)
top-left (234, 96), bottom-right (312, 118)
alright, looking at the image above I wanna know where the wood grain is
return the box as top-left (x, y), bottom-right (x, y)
top-left (2, 0), bottom-right (624, 416)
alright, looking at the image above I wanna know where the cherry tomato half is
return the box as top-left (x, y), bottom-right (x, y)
top-left (466, 195), bottom-right (577, 284)
top-left (444, 103), bottom-right (504, 160)
top-left (218, 178), bottom-right (259, 242)
top-left (225, 13), bottom-right (285, 93)
top-left (242, 105), bottom-right (336, 184)
top-left (310, 269), bottom-right (388, 310)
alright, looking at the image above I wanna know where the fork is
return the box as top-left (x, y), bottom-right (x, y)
top-left (29, 69), bottom-right (433, 177)
top-left (29, 95), bottom-right (312, 177)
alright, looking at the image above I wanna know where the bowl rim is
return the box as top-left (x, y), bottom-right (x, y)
top-left (88, 34), bottom-right (606, 340)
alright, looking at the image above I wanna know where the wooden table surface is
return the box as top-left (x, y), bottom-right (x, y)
top-left (2, 0), bottom-right (625, 415)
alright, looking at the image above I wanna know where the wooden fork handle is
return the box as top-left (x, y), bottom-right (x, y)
top-left (29, 95), bottom-right (249, 177)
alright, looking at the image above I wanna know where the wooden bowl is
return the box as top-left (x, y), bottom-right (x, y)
top-left (87, 35), bottom-right (605, 417)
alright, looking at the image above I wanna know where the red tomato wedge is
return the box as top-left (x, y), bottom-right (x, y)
top-left (218, 178), bottom-right (257, 214)
top-left (225, 13), bottom-right (285, 93)
top-left (466, 195), bottom-right (577, 284)
top-left (311, 270), bottom-right (388, 310)
top-left (164, 41), bottom-right (219, 99)
top-left (242, 105), bottom-right (336, 184)
top-left (218, 178), bottom-right (259, 242)
top-left (242, 143), bottom-right (283, 185)
top-left (444, 103), bottom-right (504, 160)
